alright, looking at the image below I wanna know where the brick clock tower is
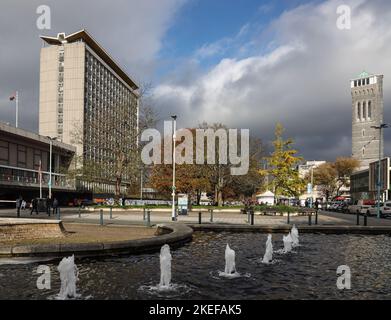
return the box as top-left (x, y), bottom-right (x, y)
top-left (351, 72), bottom-right (384, 170)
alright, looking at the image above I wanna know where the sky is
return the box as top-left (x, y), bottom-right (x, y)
top-left (1, 0), bottom-right (391, 161)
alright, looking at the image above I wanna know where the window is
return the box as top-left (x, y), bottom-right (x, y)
top-left (33, 150), bottom-right (42, 170)
top-left (354, 80), bottom-right (357, 87)
top-left (357, 102), bottom-right (361, 120)
top-left (363, 101), bottom-right (366, 120)
top-left (368, 101), bottom-right (372, 119)
top-left (367, 78), bottom-right (370, 85)
top-left (0, 140), bottom-right (8, 165)
top-left (17, 145), bottom-right (26, 167)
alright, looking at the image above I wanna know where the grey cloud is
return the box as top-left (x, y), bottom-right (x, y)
top-left (152, 0), bottom-right (391, 161)
top-left (0, 0), bottom-right (185, 132)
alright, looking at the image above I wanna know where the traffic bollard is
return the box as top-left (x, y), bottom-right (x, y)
top-left (57, 207), bottom-right (60, 220)
top-left (250, 210), bottom-right (254, 226)
top-left (78, 206), bottom-right (81, 218)
top-left (356, 212), bottom-right (360, 226)
top-left (364, 214), bottom-right (368, 226)
top-left (210, 209), bottom-right (214, 223)
top-left (143, 208), bottom-right (146, 221)
top-left (315, 211), bottom-right (318, 225)
top-left (287, 212), bottom-right (290, 224)
top-left (100, 209), bottom-right (103, 226)
top-left (198, 211), bottom-right (202, 224)
top-left (308, 214), bottom-right (312, 226)
top-left (247, 210), bottom-right (251, 224)
top-left (146, 210), bottom-right (151, 227)
top-left (110, 207), bottom-right (113, 219)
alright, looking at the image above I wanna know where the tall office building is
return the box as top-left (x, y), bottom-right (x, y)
top-left (39, 30), bottom-right (139, 194)
top-left (351, 72), bottom-right (384, 170)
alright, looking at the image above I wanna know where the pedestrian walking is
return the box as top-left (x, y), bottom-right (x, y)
top-left (46, 197), bottom-right (51, 216)
top-left (315, 200), bottom-right (320, 211)
top-left (21, 200), bottom-right (26, 210)
top-left (30, 198), bottom-right (39, 215)
top-left (16, 195), bottom-right (22, 217)
top-left (52, 197), bottom-right (59, 216)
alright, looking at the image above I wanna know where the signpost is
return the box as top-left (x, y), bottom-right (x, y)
top-left (178, 194), bottom-right (188, 215)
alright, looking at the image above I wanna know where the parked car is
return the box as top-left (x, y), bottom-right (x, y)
top-left (328, 201), bottom-right (342, 212)
top-left (348, 199), bottom-right (375, 214)
top-left (336, 202), bottom-right (349, 213)
top-left (365, 202), bottom-right (391, 217)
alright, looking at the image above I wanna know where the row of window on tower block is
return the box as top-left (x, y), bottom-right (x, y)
top-left (356, 101), bottom-right (373, 121)
top-left (353, 78), bottom-right (371, 87)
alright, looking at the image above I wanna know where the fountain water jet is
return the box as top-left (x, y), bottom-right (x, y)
top-left (217, 244), bottom-right (245, 278)
top-left (159, 244), bottom-right (172, 288)
top-left (282, 233), bottom-right (293, 253)
top-left (291, 225), bottom-right (299, 247)
top-left (57, 255), bottom-right (79, 299)
top-left (225, 244), bottom-right (236, 274)
top-left (262, 234), bottom-right (273, 264)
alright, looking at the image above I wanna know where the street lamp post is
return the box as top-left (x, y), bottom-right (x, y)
top-left (171, 115), bottom-right (177, 221)
top-left (371, 124), bottom-right (388, 219)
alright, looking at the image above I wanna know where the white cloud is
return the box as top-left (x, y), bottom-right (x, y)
top-left (152, 0), bottom-right (391, 160)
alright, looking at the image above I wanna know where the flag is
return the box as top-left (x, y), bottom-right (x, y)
top-left (9, 92), bottom-right (16, 101)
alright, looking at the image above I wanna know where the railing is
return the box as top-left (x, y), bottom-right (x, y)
top-left (0, 166), bottom-right (75, 190)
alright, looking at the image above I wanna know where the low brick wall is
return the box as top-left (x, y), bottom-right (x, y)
top-left (0, 223), bottom-right (193, 257)
top-left (0, 218), bottom-right (65, 241)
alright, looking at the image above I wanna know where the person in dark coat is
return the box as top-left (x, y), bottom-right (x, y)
top-left (52, 197), bottom-right (59, 216)
top-left (16, 196), bottom-right (22, 218)
top-left (46, 197), bottom-right (52, 216)
top-left (315, 200), bottom-right (320, 211)
top-left (30, 198), bottom-right (39, 215)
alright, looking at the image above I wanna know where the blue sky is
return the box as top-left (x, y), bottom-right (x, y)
top-left (1, 0), bottom-right (391, 161)
top-left (159, 0), bottom-right (321, 59)
top-left (155, 0), bottom-right (325, 79)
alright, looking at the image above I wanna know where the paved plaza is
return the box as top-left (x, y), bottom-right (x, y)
top-left (1, 208), bottom-right (391, 227)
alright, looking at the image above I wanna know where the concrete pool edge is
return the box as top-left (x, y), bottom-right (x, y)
top-left (189, 223), bottom-right (391, 235)
top-left (0, 223), bottom-right (193, 257)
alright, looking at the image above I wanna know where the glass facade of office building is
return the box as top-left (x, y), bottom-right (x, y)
top-left (81, 49), bottom-right (138, 192)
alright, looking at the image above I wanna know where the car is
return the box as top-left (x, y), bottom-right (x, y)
top-left (348, 199), bottom-right (375, 214)
top-left (329, 201), bottom-right (343, 212)
top-left (365, 202), bottom-right (391, 217)
top-left (336, 202), bottom-right (349, 213)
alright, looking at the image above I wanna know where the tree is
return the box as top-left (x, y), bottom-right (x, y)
top-left (149, 128), bottom-right (213, 205)
top-left (149, 123), bottom-right (264, 206)
top-left (312, 163), bottom-right (338, 202)
top-left (334, 157), bottom-right (360, 195)
top-left (312, 157), bottom-right (359, 200)
top-left (264, 123), bottom-right (305, 200)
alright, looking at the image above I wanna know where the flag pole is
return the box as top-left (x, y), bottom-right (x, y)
top-left (39, 160), bottom-right (42, 198)
top-left (15, 91), bottom-right (18, 128)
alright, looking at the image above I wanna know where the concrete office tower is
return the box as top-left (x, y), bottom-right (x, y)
top-left (351, 72), bottom-right (384, 171)
top-left (39, 30), bottom-right (139, 194)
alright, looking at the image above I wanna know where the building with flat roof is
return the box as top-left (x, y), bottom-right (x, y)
top-left (39, 30), bottom-right (139, 196)
top-left (351, 71), bottom-right (384, 170)
top-left (0, 122), bottom-right (75, 204)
